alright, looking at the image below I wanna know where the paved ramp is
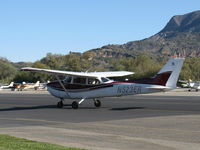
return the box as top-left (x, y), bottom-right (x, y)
top-left (0, 91), bottom-right (200, 150)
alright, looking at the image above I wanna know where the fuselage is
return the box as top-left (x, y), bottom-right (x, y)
top-left (47, 81), bottom-right (170, 99)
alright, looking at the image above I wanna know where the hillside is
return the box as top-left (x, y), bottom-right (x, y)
top-left (89, 10), bottom-right (200, 63)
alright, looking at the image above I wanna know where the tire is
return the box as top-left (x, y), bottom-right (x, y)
top-left (94, 100), bottom-right (101, 108)
top-left (72, 101), bottom-right (79, 109)
top-left (57, 101), bottom-right (63, 108)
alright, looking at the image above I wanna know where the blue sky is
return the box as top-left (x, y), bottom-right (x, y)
top-left (0, 0), bottom-right (199, 62)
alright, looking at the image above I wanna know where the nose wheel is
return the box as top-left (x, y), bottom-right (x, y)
top-left (72, 101), bottom-right (79, 109)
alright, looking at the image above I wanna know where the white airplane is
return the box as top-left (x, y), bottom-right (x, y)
top-left (179, 79), bottom-right (200, 91)
top-left (21, 57), bottom-right (184, 109)
top-left (17, 81), bottom-right (40, 91)
top-left (0, 82), bottom-right (14, 89)
top-left (180, 79), bottom-right (195, 88)
top-left (188, 81), bottom-right (200, 92)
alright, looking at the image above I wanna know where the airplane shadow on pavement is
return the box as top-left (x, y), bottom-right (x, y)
top-left (0, 105), bottom-right (145, 111)
top-left (0, 105), bottom-right (110, 111)
top-left (0, 105), bottom-right (57, 111)
top-left (110, 107), bottom-right (145, 111)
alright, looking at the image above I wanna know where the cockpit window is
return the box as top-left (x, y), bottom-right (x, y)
top-left (101, 77), bottom-right (110, 83)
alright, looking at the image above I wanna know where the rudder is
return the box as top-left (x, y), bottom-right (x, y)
top-left (157, 57), bottom-right (185, 89)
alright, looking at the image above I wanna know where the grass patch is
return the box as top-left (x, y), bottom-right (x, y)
top-left (0, 134), bottom-right (85, 150)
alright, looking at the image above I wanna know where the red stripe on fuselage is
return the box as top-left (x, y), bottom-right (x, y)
top-left (47, 81), bottom-right (113, 91)
top-left (113, 71), bottom-right (172, 86)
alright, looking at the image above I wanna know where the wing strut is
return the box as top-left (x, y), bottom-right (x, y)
top-left (55, 75), bottom-right (71, 98)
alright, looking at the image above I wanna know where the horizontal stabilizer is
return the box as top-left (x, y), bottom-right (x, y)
top-left (146, 86), bottom-right (171, 90)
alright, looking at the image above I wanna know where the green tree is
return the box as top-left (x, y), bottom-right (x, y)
top-left (31, 61), bottom-right (51, 82)
top-left (40, 53), bottom-right (65, 69)
top-left (13, 71), bottom-right (34, 83)
top-left (0, 58), bottom-right (17, 83)
top-left (110, 55), bottom-right (162, 80)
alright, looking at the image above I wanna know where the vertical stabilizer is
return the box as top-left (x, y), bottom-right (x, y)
top-left (35, 81), bottom-right (40, 86)
top-left (9, 82), bottom-right (14, 87)
top-left (157, 58), bottom-right (185, 89)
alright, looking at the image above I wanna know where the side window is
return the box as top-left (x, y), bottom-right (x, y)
top-left (73, 77), bottom-right (86, 84)
top-left (88, 78), bottom-right (100, 85)
top-left (95, 79), bottom-right (100, 84)
top-left (88, 78), bottom-right (95, 84)
top-left (64, 76), bottom-right (72, 84)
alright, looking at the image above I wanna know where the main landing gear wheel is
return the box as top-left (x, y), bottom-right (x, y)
top-left (57, 101), bottom-right (64, 108)
top-left (94, 99), bottom-right (101, 108)
top-left (72, 101), bottom-right (79, 109)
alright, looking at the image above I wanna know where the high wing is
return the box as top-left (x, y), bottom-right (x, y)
top-left (21, 67), bottom-right (134, 78)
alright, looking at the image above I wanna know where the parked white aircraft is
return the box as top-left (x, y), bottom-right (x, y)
top-left (178, 79), bottom-right (196, 88)
top-left (179, 79), bottom-right (200, 91)
top-left (0, 82), bottom-right (14, 89)
top-left (21, 57), bottom-right (184, 109)
top-left (188, 81), bottom-right (200, 92)
top-left (17, 81), bottom-right (40, 91)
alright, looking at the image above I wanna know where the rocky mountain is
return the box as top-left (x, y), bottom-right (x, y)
top-left (160, 10), bottom-right (200, 33)
top-left (89, 10), bottom-right (200, 61)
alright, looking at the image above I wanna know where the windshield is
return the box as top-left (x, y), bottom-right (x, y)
top-left (101, 77), bottom-right (110, 83)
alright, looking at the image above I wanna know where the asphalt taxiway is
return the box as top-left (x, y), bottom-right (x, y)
top-left (0, 90), bottom-right (200, 150)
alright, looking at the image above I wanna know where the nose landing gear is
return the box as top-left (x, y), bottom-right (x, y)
top-left (72, 101), bottom-right (79, 109)
top-left (71, 99), bottom-right (85, 109)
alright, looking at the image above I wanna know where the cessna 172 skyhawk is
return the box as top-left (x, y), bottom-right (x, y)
top-left (21, 57), bottom-right (184, 109)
